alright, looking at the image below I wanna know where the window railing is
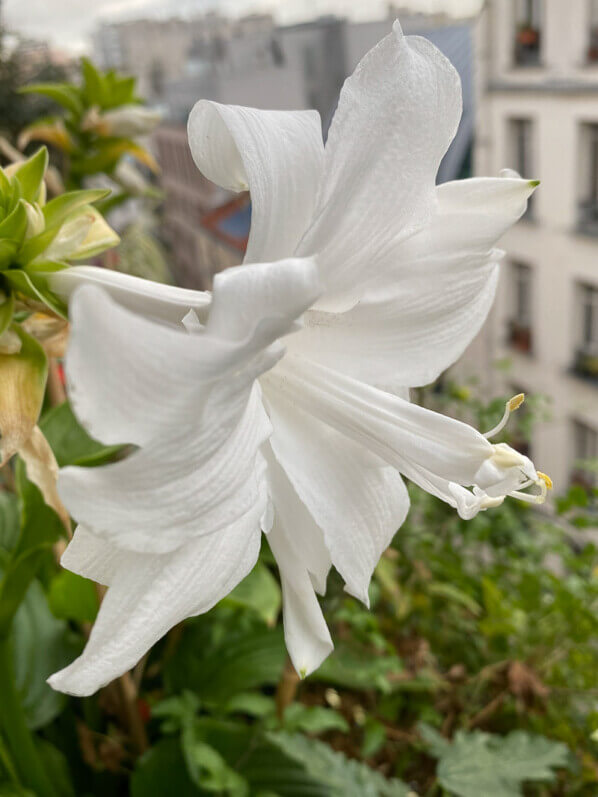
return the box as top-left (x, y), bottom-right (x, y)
top-left (514, 26), bottom-right (541, 66)
top-left (577, 199), bottom-right (598, 235)
top-left (508, 320), bottom-right (533, 353)
top-left (572, 347), bottom-right (598, 382)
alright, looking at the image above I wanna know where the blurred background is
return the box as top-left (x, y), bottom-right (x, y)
top-left (1, 1), bottom-right (598, 795)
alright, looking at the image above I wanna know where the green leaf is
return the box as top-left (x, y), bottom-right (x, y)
top-left (431, 729), bottom-right (570, 797)
top-left (195, 719), bottom-right (331, 797)
top-left (0, 201), bottom-right (28, 243)
top-left (0, 292), bottom-right (14, 337)
top-left (223, 692), bottom-right (275, 718)
top-left (166, 621), bottom-right (286, 705)
top-left (12, 578), bottom-right (82, 729)
top-left (223, 560), bottom-right (281, 626)
top-left (35, 740), bottom-right (75, 797)
top-left (0, 492), bottom-right (19, 553)
top-left (0, 462), bottom-right (63, 636)
top-left (182, 724), bottom-right (249, 795)
top-left (20, 83), bottom-right (83, 116)
top-left (270, 732), bottom-right (411, 796)
top-left (361, 720), bottom-right (387, 758)
top-left (427, 582), bottom-right (482, 616)
top-left (4, 269), bottom-right (67, 318)
top-left (81, 58), bottom-right (108, 108)
top-left (40, 401), bottom-right (120, 467)
top-left (42, 189), bottom-right (110, 230)
top-left (103, 74), bottom-right (137, 109)
top-left (131, 739), bottom-right (199, 797)
top-left (10, 149), bottom-right (48, 204)
top-left (312, 643), bottom-right (403, 692)
top-left (281, 704), bottom-right (349, 735)
top-left (47, 570), bottom-right (98, 623)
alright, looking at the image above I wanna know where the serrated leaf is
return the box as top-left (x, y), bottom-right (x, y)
top-left (312, 642), bottom-right (403, 692)
top-left (270, 732), bottom-right (411, 796)
top-left (434, 729), bottom-right (570, 797)
top-left (281, 704), bottom-right (349, 735)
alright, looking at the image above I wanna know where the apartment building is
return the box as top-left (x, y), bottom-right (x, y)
top-left (460, 0), bottom-right (598, 491)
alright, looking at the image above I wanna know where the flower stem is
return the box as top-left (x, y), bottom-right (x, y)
top-left (0, 635), bottom-right (58, 797)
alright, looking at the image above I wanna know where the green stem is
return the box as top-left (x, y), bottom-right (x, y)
top-left (0, 635), bottom-right (58, 797)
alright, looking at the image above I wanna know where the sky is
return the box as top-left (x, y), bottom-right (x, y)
top-left (3, 0), bottom-right (484, 54)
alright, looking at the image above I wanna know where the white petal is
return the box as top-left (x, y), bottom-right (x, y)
top-left (292, 176), bottom-right (536, 389)
top-left (59, 386), bottom-right (271, 553)
top-left (265, 452), bottom-right (333, 678)
top-left (265, 393), bottom-right (409, 605)
top-left (267, 357), bottom-right (539, 514)
top-left (297, 20), bottom-right (462, 310)
top-left (187, 101), bottom-right (324, 262)
top-left (48, 504), bottom-right (262, 696)
top-left (48, 265), bottom-right (211, 327)
top-left (60, 524), bottom-right (121, 586)
top-left (62, 257), bottom-right (319, 448)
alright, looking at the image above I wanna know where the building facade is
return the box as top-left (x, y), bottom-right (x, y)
top-left (459, 0), bottom-right (598, 491)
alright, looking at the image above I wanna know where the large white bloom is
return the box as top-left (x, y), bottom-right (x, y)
top-left (47, 22), bottom-right (546, 696)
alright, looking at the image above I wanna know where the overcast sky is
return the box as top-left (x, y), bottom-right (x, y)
top-left (4, 0), bottom-right (483, 54)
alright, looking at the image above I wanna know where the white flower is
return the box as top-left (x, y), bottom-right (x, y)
top-left (83, 104), bottom-right (162, 138)
top-left (47, 21), bottom-right (546, 696)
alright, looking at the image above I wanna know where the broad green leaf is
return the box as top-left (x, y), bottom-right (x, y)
top-left (47, 570), bottom-right (98, 623)
top-left (42, 189), bottom-right (110, 230)
top-left (165, 620), bottom-right (286, 704)
top-left (10, 149), bottom-right (48, 204)
top-left (269, 732), bottom-right (411, 797)
top-left (434, 730), bottom-right (570, 797)
top-left (104, 74), bottom-right (137, 108)
top-left (131, 739), bottom-right (198, 797)
top-left (13, 579), bottom-right (82, 730)
top-left (39, 401), bottom-right (121, 467)
top-left (20, 83), bottom-right (83, 116)
top-left (195, 719), bottom-right (330, 797)
top-left (223, 560), bottom-right (281, 626)
top-left (361, 719), bottom-right (387, 758)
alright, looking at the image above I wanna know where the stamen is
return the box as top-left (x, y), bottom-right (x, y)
top-left (537, 471), bottom-right (553, 490)
top-left (484, 393), bottom-right (525, 439)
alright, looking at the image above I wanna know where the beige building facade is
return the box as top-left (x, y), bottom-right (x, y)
top-left (460, 0), bottom-right (598, 491)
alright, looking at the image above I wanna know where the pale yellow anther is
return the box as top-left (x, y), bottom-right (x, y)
top-left (508, 393), bottom-right (525, 412)
top-left (537, 471), bottom-right (553, 491)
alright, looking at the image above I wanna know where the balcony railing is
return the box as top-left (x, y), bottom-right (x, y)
top-left (572, 347), bottom-right (598, 383)
top-left (514, 26), bottom-right (541, 66)
top-left (508, 320), bottom-right (533, 354)
top-left (578, 199), bottom-right (598, 235)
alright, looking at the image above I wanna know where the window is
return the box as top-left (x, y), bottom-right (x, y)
top-left (579, 124), bottom-right (598, 232)
top-left (508, 262), bottom-right (533, 353)
top-left (509, 119), bottom-right (535, 215)
top-left (573, 283), bottom-right (598, 379)
top-left (572, 420), bottom-right (598, 488)
top-left (514, 0), bottom-right (542, 66)
top-left (590, 0), bottom-right (598, 62)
